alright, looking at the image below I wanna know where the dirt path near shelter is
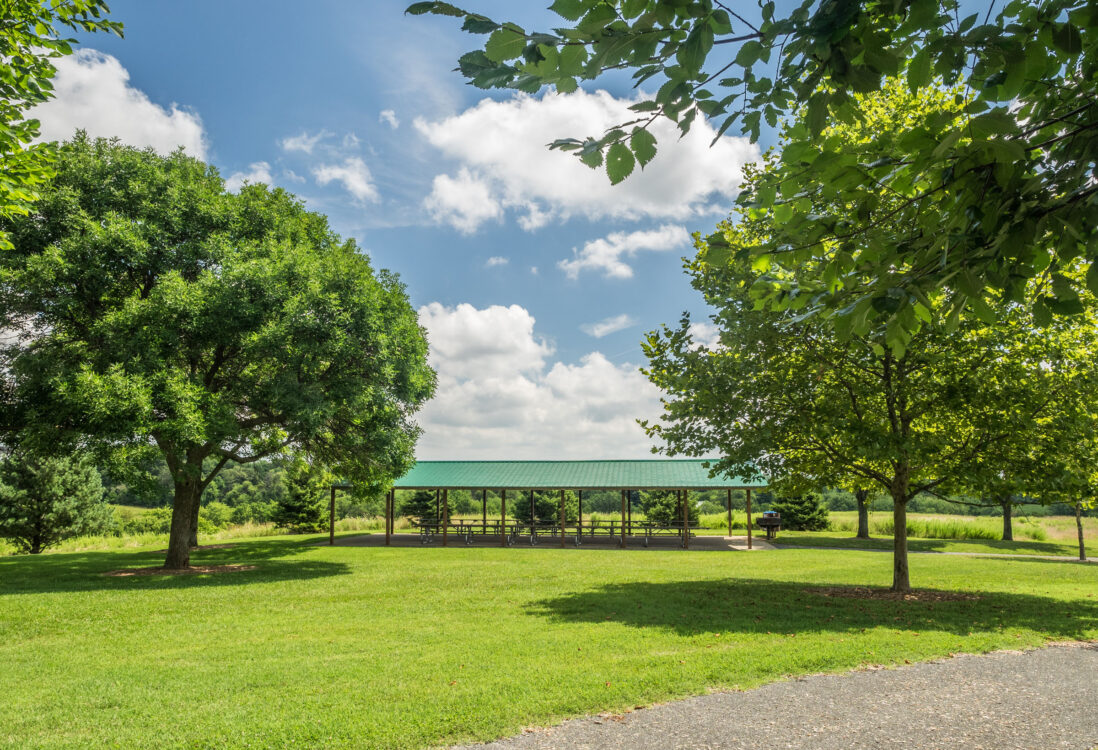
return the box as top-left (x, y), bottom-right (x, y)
top-left (460, 643), bottom-right (1098, 750)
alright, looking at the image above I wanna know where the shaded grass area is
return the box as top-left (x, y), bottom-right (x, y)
top-left (1, 538), bottom-right (1096, 749)
top-left (773, 530), bottom-right (1085, 557)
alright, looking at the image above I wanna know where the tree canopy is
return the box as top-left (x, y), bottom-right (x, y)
top-left (409, 0), bottom-right (1098, 346)
top-left (0, 136), bottom-right (436, 568)
top-left (0, 1), bottom-right (121, 249)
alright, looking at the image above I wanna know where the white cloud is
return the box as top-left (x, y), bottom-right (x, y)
top-left (582, 314), bottom-right (636, 339)
top-left (415, 303), bottom-right (661, 459)
top-left (31, 50), bottom-right (207, 159)
top-left (485, 256), bottom-right (509, 268)
top-left (224, 161), bottom-right (272, 192)
top-left (424, 167), bottom-right (502, 234)
top-left (688, 322), bottom-right (722, 349)
top-left (283, 169), bottom-right (306, 184)
top-left (379, 109), bottom-right (400, 129)
top-left (281, 130), bottom-right (330, 154)
top-left (312, 157), bottom-right (379, 203)
top-left (342, 132), bottom-right (361, 149)
top-left (415, 89), bottom-right (759, 232)
top-left (560, 225), bottom-right (691, 280)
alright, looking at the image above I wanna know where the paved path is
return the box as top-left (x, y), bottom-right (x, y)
top-left (461, 643), bottom-right (1098, 750)
top-left (331, 533), bottom-right (775, 552)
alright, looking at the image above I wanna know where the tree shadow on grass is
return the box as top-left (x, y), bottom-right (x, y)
top-left (525, 576), bottom-right (1098, 640)
top-left (0, 537), bottom-right (349, 595)
top-left (774, 535), bottom-right (1081, 557)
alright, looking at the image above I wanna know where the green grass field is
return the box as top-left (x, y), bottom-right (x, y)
top-left (2, 535), bottom-right (1096, 749)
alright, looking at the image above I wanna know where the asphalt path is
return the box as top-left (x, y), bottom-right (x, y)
top-left (461, 643), bottom-right (1098, 750)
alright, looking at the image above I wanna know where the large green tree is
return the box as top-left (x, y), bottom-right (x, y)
top-left (0, 1), bottom-right (121, 249)
top-left (410, 0), bottom-right (1098, 345)
top-left (0, 136), bottom-right (436, 569)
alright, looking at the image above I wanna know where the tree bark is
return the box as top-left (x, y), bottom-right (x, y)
top-left (1000, 497), bottom-right (1013, 541)
top-left (1076, 502), bottom-right (1087, 562)
top-left (855, 489), bottom-right (870, 539)
top-left (188, 491), bottom-right (201, 548)
top-left (165, 477), bottom-right (200, 569)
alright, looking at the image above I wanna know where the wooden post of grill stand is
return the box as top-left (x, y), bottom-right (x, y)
top-left (442, 489), bottom-right (449, 547)
top-left (746, 488), bottom-right (753, 550)
top-left (329, 486), bottom-right (336, 545)
top-left (620, 490), bottom-right (627, 548)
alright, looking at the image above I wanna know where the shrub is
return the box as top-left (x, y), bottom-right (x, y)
top-left (769, 494), bottom-right (830, 531)
top-left (118, 507), bottom-right (173, 535)
top-left (0, 453), bottom-right (115, 553)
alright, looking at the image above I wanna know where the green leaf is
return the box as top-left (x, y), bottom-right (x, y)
top-left (485, 25), bottom-right (526, 62)
top-left (806, 93), bottom-right (829, 135)
top-left (630, 128), bottom-right (657, 167)
top-left (1086, 261), bottom-right (1098, 296)
top-left (1032, 298), bottom-right (1052, 327)
top-left (577, 3), bottom-right (617, 33)
top-left (606, 142), bottom-right (636, 184)
top-left (405, 2), bottom-right (439, 15)
top-left (549, 0), bottom-right (587, 21)
top-left (1052, 22), bottom-right (1083, 54)
top-left (677, 22), bottom-right (714, 74)
top-left (555, 76), bottom-right (578, 93)
top-left (907, 46), bottom-right (931, 90)
top-left (735, 40), bottom-right (762, 67)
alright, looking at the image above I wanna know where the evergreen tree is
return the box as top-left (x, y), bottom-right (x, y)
top-left (510, 491), bottom-right (578, 524)
top-left (273, 458), bottom-right (329, 533)
top-left (0, 452), bottom-right (114, 553)
top-left (769, 495), bottom-right (830, 532)
top-left (401, 490), bottom-right (442, 524)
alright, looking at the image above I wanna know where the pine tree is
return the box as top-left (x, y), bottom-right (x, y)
top-left (769, 494), bottom-right (830, 531)
top-left (273, 457), bottom-right (329, 533)
top-left (0, 453), bottom-right (114, 553)
top-left (401, 490), bottom-right (442, 524)
top-left (641, 491), bottom-right (699, 526)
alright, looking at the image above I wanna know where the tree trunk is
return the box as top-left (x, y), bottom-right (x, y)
top-left (890, 473), bottom-right (911, 592)
top-left (1000, 498), bottom-right (1013, 541)
top-left (188, 491), bottom-right (201, 548)
top-left (165, 478), bottom-right (200, 570)
top-left (1076, 502), bottom-right (1087, 562)
top-left (855, 489), bottom-right (870, 539)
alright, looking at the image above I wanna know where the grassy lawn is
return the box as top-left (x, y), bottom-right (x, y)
top-left (772, 531), bottom-right (1087, 557)
top-left (2, 535), bottom-right (1096, 749)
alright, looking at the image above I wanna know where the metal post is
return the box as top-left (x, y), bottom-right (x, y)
top-left (684, 489), bottom-right (690, 549)
top-left (442, 489), bottom-right (449, 547)
top-left (746, 488), bottom-right (753, 550)
top-left (727, 488), bottom-right (733, 537)
top-left (500, 489), bottom-right (507, 547)
top-left (620, 490), bottom-right (627, 548)
top-left (329, 486), bottom-right (336, 545)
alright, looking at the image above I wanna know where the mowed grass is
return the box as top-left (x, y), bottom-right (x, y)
top-left (1, 536), bottom-right (1097, 749)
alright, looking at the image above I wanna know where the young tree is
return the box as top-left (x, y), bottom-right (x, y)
top-left (411, 0), bottom-right (1098, 343)
top-left (769, 494), bottom-right (829, 532)
top-left (641, 490), bottom-right (697, 527)
top-left (0, 452), bottom-right (113, 553)
top-left (273, 457), bottom-right (329, 533)
top-left (0, 136), bottom-right (435, 569)
top-left (0, 2), bottom-right (121, 248)
top-left (401, 490), bottom-right (443, 524)
top-left (510, 490), bottom-right (579, 525)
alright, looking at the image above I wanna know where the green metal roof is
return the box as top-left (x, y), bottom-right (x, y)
top-left (392, 460), bottom-right (765, 490)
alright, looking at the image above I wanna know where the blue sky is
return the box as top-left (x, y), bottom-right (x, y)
top-left (42, 1), bottom-right (772, 459)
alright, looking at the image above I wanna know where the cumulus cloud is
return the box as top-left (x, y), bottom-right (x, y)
top-left (31, 50), bottom-right (207, 158)
top-left (224, 161), bottom-right (273, 192)
top-left (688, 321), bottom-right (723, 349)
top-left (581, 314), bottom-right (636, 339)
top-left (415, 303), bottom-right (661, 459)
top-left (379, 109), bottom-right (400, 129)
top-left (281, 130), bottom-right (330, 154)
top-left (560, 225), bottom-right (691, 280)
top-left (415, 89), bottom-right (759, 232)
top-left (424, 167), bottom-right (502, 234)
top-left (312, 157), bottom-right (379, 203)
top-left (485, 256), bottom-right (509, 268)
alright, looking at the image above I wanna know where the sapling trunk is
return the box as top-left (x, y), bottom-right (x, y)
top-left (1076, 502), bottom-right (1087, 562)
top-left (855, 489), bottom-right (870, 539)
top-left (1000, 498), bottom-right (1013, 542)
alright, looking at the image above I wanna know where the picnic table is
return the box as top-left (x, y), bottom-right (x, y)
top-left (411, 518), bottom-right (699, 547)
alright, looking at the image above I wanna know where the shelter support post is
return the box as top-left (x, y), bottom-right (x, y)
top-left (442, 489), bottom-right (449, 547)
top-left (727, 489), bottom-right (732, 537)
top-left (578, 490), bottom-right (583, 536)
top-left (559, 489), bottom-right (565, 547)
top-left (435, 489), bottom-right (440, 522)
top-left (627, 491), bottom-right (632, 535)
top-left (500, 489), bottom-right (507, 547)
top-left (620, 490), bottom-right (627, 548)
top-left (482, 489), bottom-right (487, 529)
top-left (329, 486), bottom-right (336, 545)
top-left (684, 489), bottom-right (690, 549)
top-left (746, 488), bottom-right (753, 550)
